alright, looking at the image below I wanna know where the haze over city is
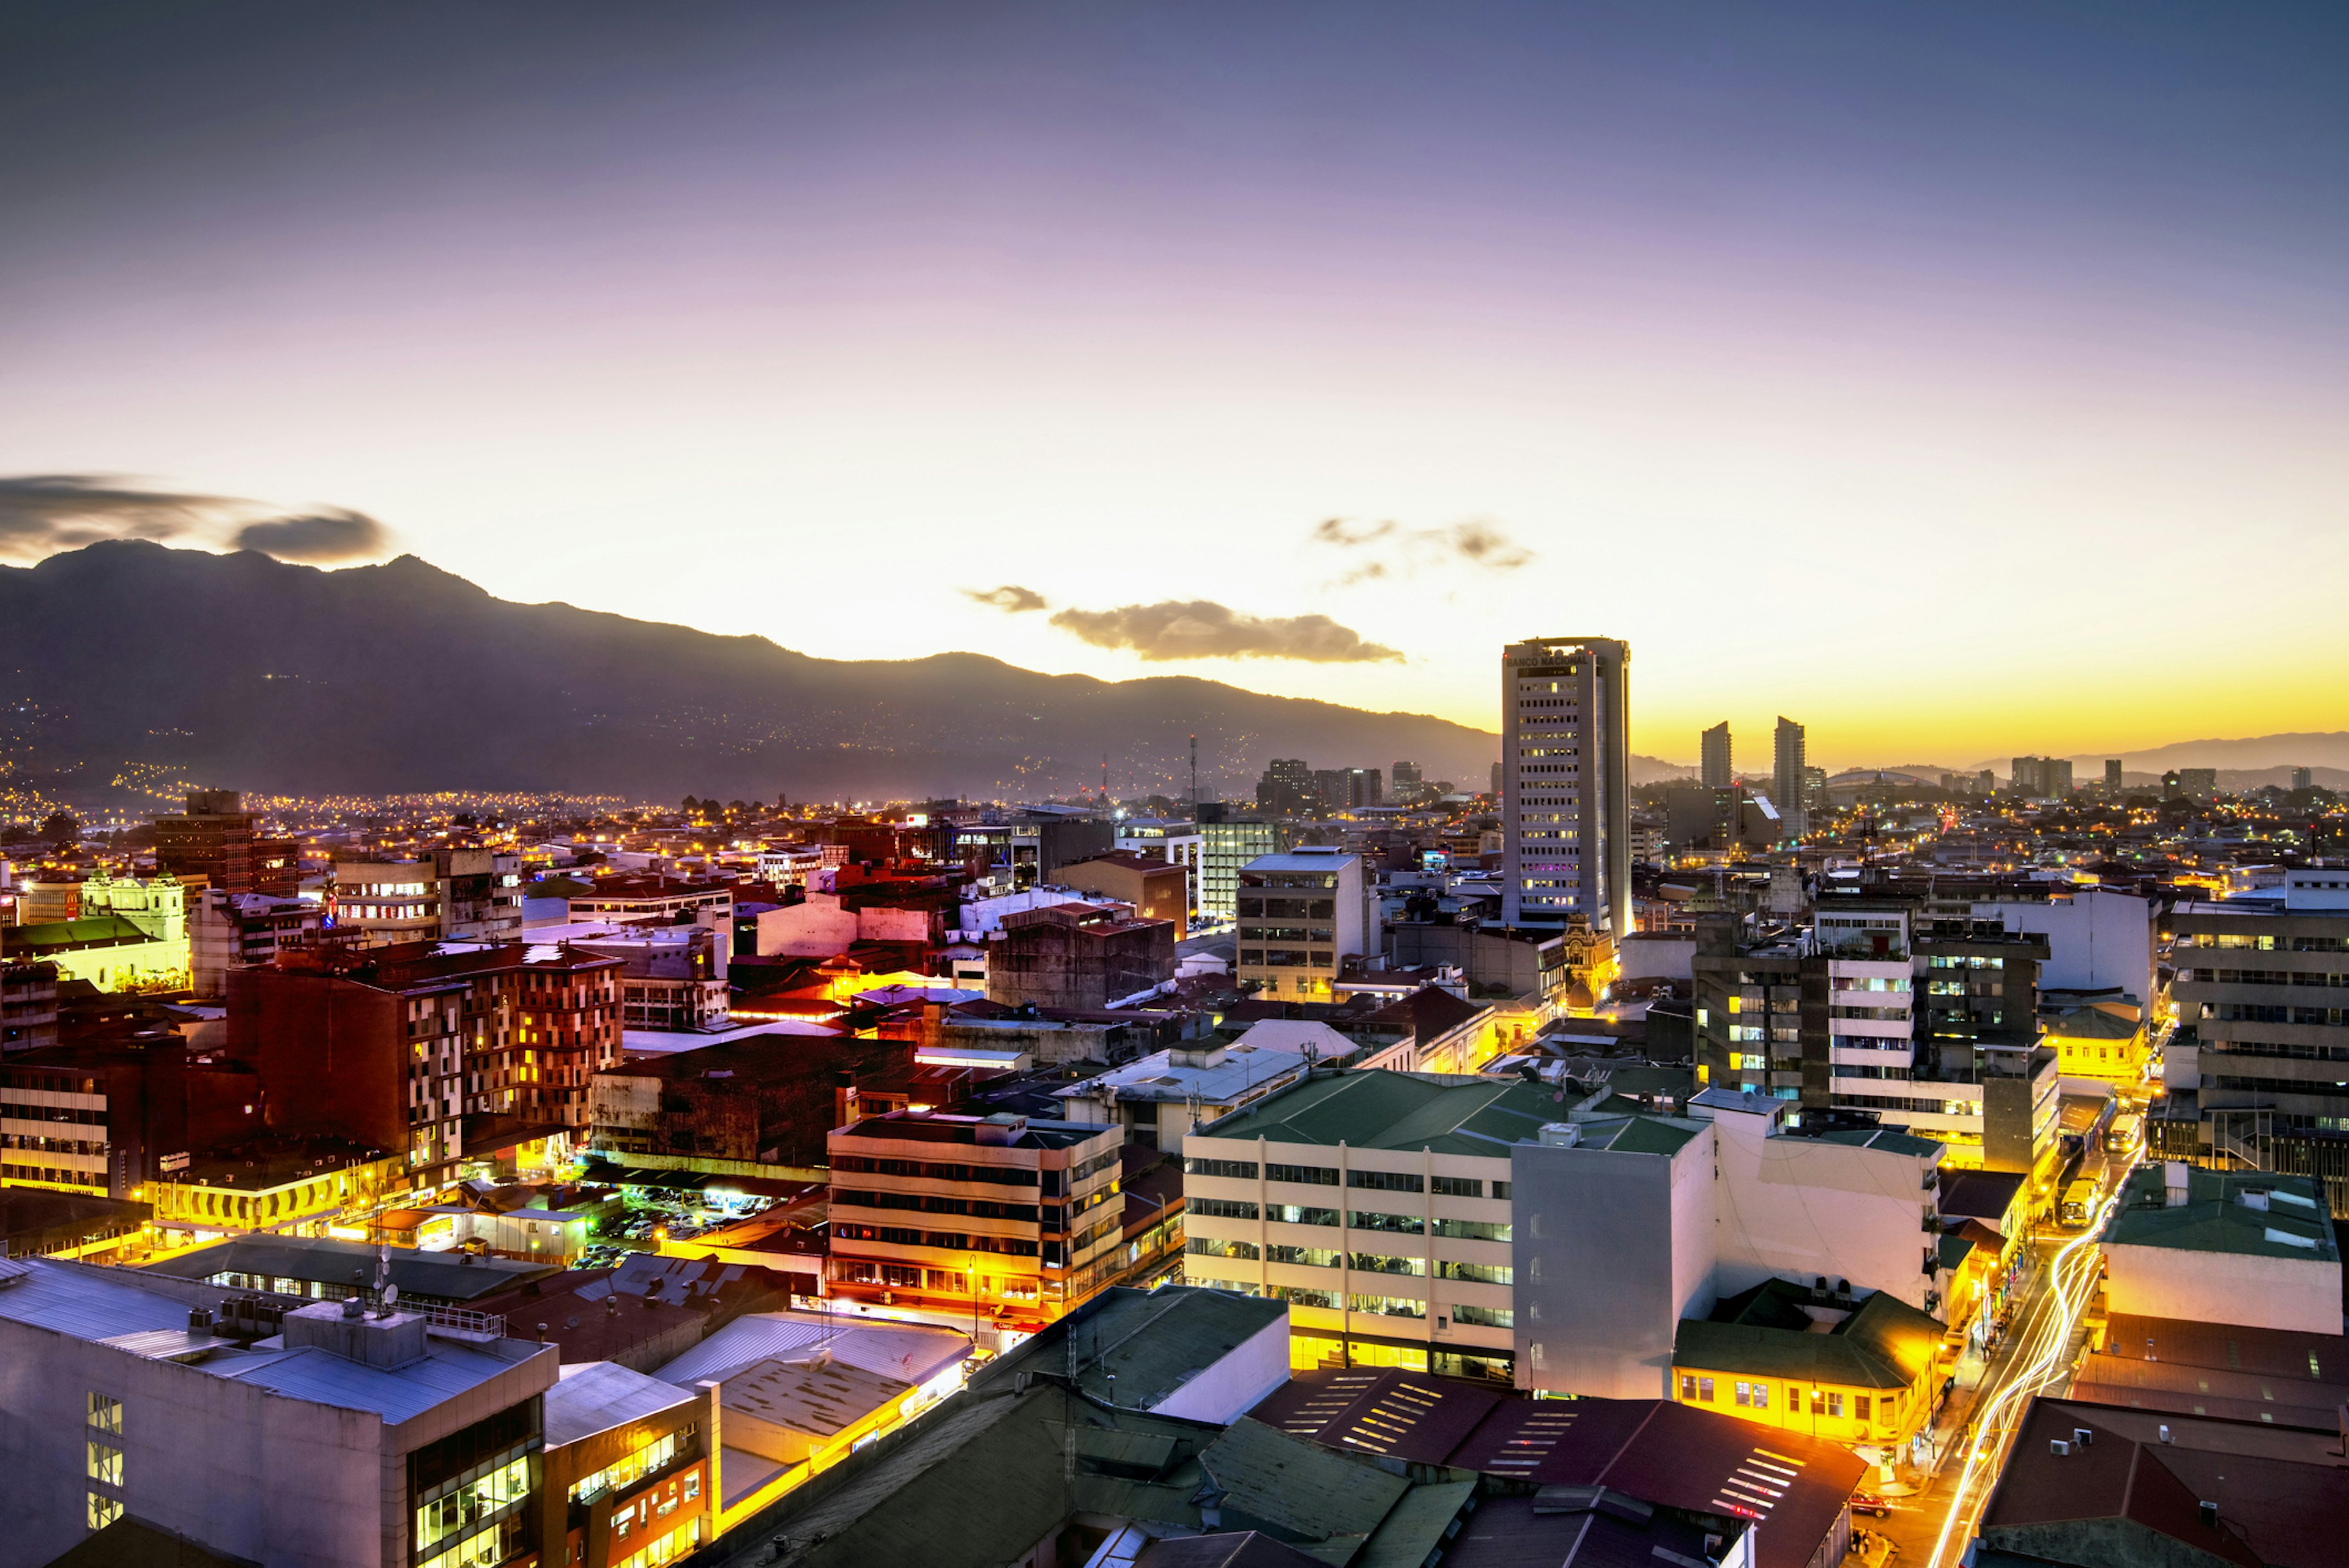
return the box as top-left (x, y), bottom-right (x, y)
top-left (4, 2), bottom-right (2345, 768)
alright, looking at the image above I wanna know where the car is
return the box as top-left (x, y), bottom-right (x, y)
top-left (1850, 1493), bottom-right (1894, 1518)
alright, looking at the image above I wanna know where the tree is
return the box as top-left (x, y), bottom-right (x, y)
top-left (38, 809), bottom-right (80, 844)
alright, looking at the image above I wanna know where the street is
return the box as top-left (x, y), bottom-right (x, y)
top-left (1866, 1138), bottom-right (2145, 1568)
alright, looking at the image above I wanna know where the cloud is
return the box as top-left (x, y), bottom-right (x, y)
top-left (231, 509), bottom-right (388, 562)
top-left (961, 583), bottom-right (1049, 612)
top-left (1048, 599), bottom-right (1403, 663)
top-left (0, 474), bottom-right (392, 563)
top-left (1312, 514), bottom-right (1535, 585)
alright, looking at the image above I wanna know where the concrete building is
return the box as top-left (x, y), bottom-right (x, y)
top-left (1954, 885), bottom-right (2155, 1005)
top-left (1671, 1277), bottom-right (1943, 1452)
top-left (1114, 816), bottom-right (1204, 920)
top-left (189, 888), bottom-right (323, 999)
top-left (0, 1253), bottom-right (558, 1568)
top-left (1254, 759), bottom-right (1315, 816)
top-left (2099, 1163), bottom-right (2340, 1336)
top-left (1235, 849), bottom-right (1373, 1003)
top-left (565, 875), bottom-right (735, 923)
top-left (529, 919), bottom-right (729, 1031)
top-left (985, 905), bottom-right (1177, 1011)
top-left (825, 1109), bottom-right (1126, 1326)
top-left (952, 816), bottom-right (1114, 894)
top-left (1700, 722), bottom-right (1732, 789)
top-left (1772, 717), bottom-right (1808, 841)
top-left (1055, 850), bottom-right (1190, 927)
top-left (1500, 637), bottom-right (1631, 937)
top-left (2009, 756), bottom-right (2074, 798)
top-left (331, 849), bottom-right (524, 948)
top-left (1052, 1039), bottom-right (1316, 1153)
top-left (0, 960), bottom-right (59, 1053)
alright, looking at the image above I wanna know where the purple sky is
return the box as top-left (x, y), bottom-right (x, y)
top-left (2, 2), bottom-right (2344, 764)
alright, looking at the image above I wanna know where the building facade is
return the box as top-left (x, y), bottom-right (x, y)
top-left (1499, 637), bottom-right (1631, 936)
top-left (1235, 849), bottom-right (1371, 1002)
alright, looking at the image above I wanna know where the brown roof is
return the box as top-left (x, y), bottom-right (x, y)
top-left (1937, 1167), bottom-right (2026, 1222)
top-left (1359, 984), bottom-right (1484, 1040)
top-left (1247, 1369), bottom-right (1863, 1568)
top-left (1980, 1399), bottom-right (2349, 1568)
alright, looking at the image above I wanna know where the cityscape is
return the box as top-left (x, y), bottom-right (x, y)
top-left (1, 9), bottom-right (2343, 1568)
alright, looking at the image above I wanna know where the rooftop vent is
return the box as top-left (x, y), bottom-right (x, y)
top-left (2199, 1501), bottom-right (2219, 1529)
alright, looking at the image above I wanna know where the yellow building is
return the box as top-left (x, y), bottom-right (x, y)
top-left (2042, 1000), bottom-right (2149, 1084)
top-left (0, 872), bottom-right (189, 992)
top-left (149, 1146), bottom-right (406, 1239)
top-left (1672, 1279), bottom-right (1943, 1450)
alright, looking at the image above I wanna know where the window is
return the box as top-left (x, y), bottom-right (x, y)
top-left (1451, 1304), bottom-right (1514, 1328)
top-left (1854, 1395), bottom-right (1871, 1422)
top-left (1186, 1157), bottom-right (1259, 1181)
top-left (1269, 1285), bottom-right (1338, 1309)
top-left (87, 1393), bottom-right (121, 1435)
top-left (1266, 1162), bottom-right (1338, 1186)
top-left (1430, 1175), bottom-right (1483, 1198)
top-left (1431, 1217), bottom-right (1511, 1242)
top-left (1185, 1236), bottom-right (1259, 1260)
top-left (86, 1493), bottom-right (122, 1532)
top-left (86, 1440), bottom-right (122, 1485)
top-left (1190, 1197), bottom-right (1260, 1221)
top-left (1266, 1244), bottom-right (1340, 1267)
top-left (1349, 1209), bottom-right (1424, 1235)
top-left (1348, 1169), bottom-right (1423, 1193)
top-left (1348, 1252), bottom-right (1428, 1276)
top-left (1270, 1203), bottom-right (1339, 1226)
top-left (1436, 1260), bottom-right (1512, 1284)
top-left (1346, 1293), bottom-right (1426, 1318)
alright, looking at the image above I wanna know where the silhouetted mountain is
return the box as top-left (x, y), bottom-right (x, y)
top-left (0, 542), bottom-right (1501, 804)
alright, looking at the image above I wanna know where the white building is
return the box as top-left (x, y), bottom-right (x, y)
top-left (2101, 1164), bottom-right (2342, 1337)
top-left (1499, 637), bottom-right (1631, 936)
top-left (190, 888), bottom-right (322, 999)
top-left (0, 1255), bottom-right (557, 1568)
top-left (1053, 1038), bottom-right (1315, 1154)
top-left (1114, 817), bottom-right (1204, 923)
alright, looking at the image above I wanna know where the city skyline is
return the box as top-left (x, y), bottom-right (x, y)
top-left (2, 4), bottom-right (2344, 767)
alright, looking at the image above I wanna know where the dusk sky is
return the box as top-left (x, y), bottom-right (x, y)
top-left (3, 2), bottom-right (2343, 767)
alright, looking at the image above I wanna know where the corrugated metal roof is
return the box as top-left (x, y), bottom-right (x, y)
top-left (547, 1359), bottom-right (699, 1446)
top-left (655, 1310), bottom-right (969, 1390)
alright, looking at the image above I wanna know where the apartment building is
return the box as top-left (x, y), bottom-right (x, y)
top-left (1499, 636), bottom-right (1631, 937)
top-left (0, 962), bottom-right (59, 1054)
top-left (152, 789), bottom-right (299, 898)
top-left (565, 874), bottom-right (735, 924)
top-left (0, 1254), bottom-right (557, 1568)
top-left (1772, 717), bottom-right (1808, 841)
top-left (826, 1109), bottom-right (1125, 1326)
top-left (228, 940), bottom-right (623, 1170)
top-left (1113, 816), bottom-right (1203, 919)
top-left (1235, 848), bottom-right (1374, 1002)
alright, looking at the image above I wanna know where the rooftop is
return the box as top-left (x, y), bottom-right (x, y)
top-left (1673, 1279), bottom-right (1943, 1391)
top-left (546, 1358), bottom-right (699, 1447)
top-left (1055, 1043), bottom-right (1312, 1107)
top-left (970, 1286), bottom-right (1285, 1409)
top-left (0, 1256), bottom-right (547, 1425)
top-left (2104, 1165), bottom-right (2338, 1263)
top-left (1193, 1069), bottom-right (1565, 1156)
top-left (834, 1109), bottom-right (1115, 1151)
top-left (655, 1307), bottom-right (971, 1391)
top-left (141, 1233), bottom-right (560, 1302)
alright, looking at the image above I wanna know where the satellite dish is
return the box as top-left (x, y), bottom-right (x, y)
top-left (566, 1316), bottom-right (581, 1329)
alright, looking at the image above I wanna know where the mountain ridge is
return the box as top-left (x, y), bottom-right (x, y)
top-left (0, 541), bottom-right (1502, 803)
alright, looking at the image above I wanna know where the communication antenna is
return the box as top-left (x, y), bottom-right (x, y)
top-left (1189, 735), bottom-right (1198, 815)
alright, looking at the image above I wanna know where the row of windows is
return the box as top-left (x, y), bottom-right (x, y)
top-left (831, 1190), bottom-right (1042, 1221)
top-left (2183, 933), bottom-right (2349, 953)
top-left (1679, 1374), bottom-right (1877, 1421)
top-left (1186, 1159), bottom-right (1504, 1198)
top-left (831, 1155), bottom-right (1039, 1187)
top-left (1189, 1199), bottom-right (1512, 1242)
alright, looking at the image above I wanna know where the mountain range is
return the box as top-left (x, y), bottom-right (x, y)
top-left (0, 543), bottom-right (1507, 804)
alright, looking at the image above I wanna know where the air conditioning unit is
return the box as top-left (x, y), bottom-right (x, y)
top-left (2049, 1439), bottom-right (2072, 1456)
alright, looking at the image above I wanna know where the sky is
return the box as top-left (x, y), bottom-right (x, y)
top-left (1, 1), bottom-right (2344, 769)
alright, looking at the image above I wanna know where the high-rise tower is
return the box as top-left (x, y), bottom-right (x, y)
top-left (1773, 717), bottom-right (1808, 841)
top-left (1501, 637), bottom-right (1630, 935)
top-left (1699, 722), bottom-right (1733, 789)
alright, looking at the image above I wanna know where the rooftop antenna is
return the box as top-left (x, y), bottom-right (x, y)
top-left (1189, 735), bottom-right (1198, 816)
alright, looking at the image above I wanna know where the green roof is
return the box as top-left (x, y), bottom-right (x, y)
top-left (1196, 1071), bottom-right (1564, 1156)
top-left (1811, 1126), bottom-right (1944, 1159)
top-left (1569, 1115), bottom-right (1706, 1157)
top-left (2, 916), bottom-right (155, 953)
top-left (1358, 1478), bottom-right (1479, 1568)
top-left (1938, 1232), bottom-right (1978, 1269)
top-left (2104, 1165), bottom-right (2338, 1263)
top-left (1199, 1418), bottom-right (1411, 1548)
top-left (969, 1285), bottom-right (1286, 1408)
top-left (1674, 1280), bottom-right (1944, 1390)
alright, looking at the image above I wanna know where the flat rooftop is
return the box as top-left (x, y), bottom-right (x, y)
top-left (1056, 1043), bottom-right (1311, 1106)
top-left (1193, 1070), bottom-right (1562, 1156)
top-left (2104, 1165), bottom-right (2338, 1263)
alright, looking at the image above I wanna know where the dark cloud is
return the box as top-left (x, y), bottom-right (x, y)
top-left (231, 509), bottom-right (388, 562)
top-left (1312, 515), bottom-right (1535, 585)
top-left (1048, 599), bottom-right (1403, 663)
top-left (0, 474), bottom-right (392, 563)
top-left (960, 583), bottom-right (1049, 612)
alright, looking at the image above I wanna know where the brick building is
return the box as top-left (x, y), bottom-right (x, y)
top-left (985, 906), bottom-right (1176, 1012)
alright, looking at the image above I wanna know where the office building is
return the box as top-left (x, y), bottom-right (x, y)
top-left (1234, 848), bottom-right (1373, 1002)
top-left (2104, 758), bottom-right (2124, 790)
top-left (1390, 760), bottom-right (1422, 798)
top-left (332, 848), bottom-right (525, 948)
top-left (541, 1364), bottom-right (716, 1568)
top-left (2176, 766), bottom-right (2217, 798)
top-left (1699, 723), bottom-right (1732, 789)
top-left (152, 790), bottom-right (300, 899)
top-left (1254, 759), bottom-right (1315, 816)
top-left (2167, 869), bottom-right (2349, 1169)
top-left (1197, 814), bottom-right (1282, 924)
top-left (2291, 765), bottom-right (2315, 791)
top-left (1772, 716), bottom-right (1807, 840)
top-left (1499, 637), bottom-right (1631, 936)
top-left (0, 1253), bottom-right (557, 1568)
top-left (2009, 756), bottom-right (2073, 798)
top-left (1055, 850), bottom-right (1190, 927)
top-left (825, 1109), bottom-right (1126, 1326)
